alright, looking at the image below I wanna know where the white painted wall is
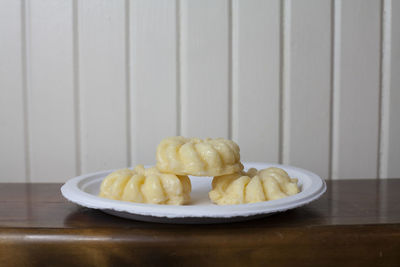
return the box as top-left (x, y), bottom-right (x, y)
top-left (0, 0), bottom-right (399, 182)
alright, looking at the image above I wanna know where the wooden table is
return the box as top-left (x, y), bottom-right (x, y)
top-left (0, 179), bottom-right (399, 266)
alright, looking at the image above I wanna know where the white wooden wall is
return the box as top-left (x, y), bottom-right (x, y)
top-left (0, 0), bottom-right (399, 182)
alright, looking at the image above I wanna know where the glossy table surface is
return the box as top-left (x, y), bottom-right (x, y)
top-left (0, 179), bottom-right (400, 266)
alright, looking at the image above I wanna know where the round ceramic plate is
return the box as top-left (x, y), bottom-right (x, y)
top-left (61, 162), bottom-right (326, 224)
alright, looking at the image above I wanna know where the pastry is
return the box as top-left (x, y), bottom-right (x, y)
top-left (99, 165), bottom-right (191, 205)
top-left (156, 136), bottom-right (244, 176)
top-left (209, 167), bottom-right (299, 205)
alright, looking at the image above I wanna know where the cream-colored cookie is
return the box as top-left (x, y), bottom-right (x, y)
top-left (209, 167), bottom-right (299, 205)
top-left (99, 165), bottom-right (191, 205)
top-left (156, 136), bottom-right (244, 176)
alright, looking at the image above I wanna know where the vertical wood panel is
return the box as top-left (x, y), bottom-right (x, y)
top-left (283, 0), bottom-right (332, 178)
top-left (332, 0), bottom-right (381, 179)
top-left (1, 0), bottom-right (400, 182)
top-left (231, 0), bottom-right (280, 163)
top-left (78, 0), bottom-right (128, 173)
top-left (180, 0), bottom-right (229, 138)
top-left (381, 0), bottom-right (400, 178)
top-left (130, 0), bottom-right (177, 165)
top-left (27, 0), bottom-right (76, 182)
top-left (0, 0), bottom-right (26, 182)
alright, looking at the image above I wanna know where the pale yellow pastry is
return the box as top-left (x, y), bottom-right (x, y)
top-left (99, 165), bottom-right (191, 205)
top-left (209, 167), bottom-right (299, 205)
top-left (156, 136), bottom-right (244, 176)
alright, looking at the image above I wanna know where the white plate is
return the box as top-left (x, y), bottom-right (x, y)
top-left (61, 162), bottom-right (326, 224)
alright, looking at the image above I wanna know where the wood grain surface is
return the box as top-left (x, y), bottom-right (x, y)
top-left (0, 179), bottom-right (399, 266)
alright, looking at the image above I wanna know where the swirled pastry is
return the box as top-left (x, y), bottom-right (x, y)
top-left (209, 167), bottom-right (299, 205)
top-left (156, 136), bottom-right (244, 176)
top-left (99, 165), bottom-right (191, 205)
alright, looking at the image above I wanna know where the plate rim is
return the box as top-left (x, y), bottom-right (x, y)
top-left (61, 162), bottom-right (326, 219)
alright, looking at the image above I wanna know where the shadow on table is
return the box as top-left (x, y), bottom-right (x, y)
top-left (63, 204), bottom-right (327, 229)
